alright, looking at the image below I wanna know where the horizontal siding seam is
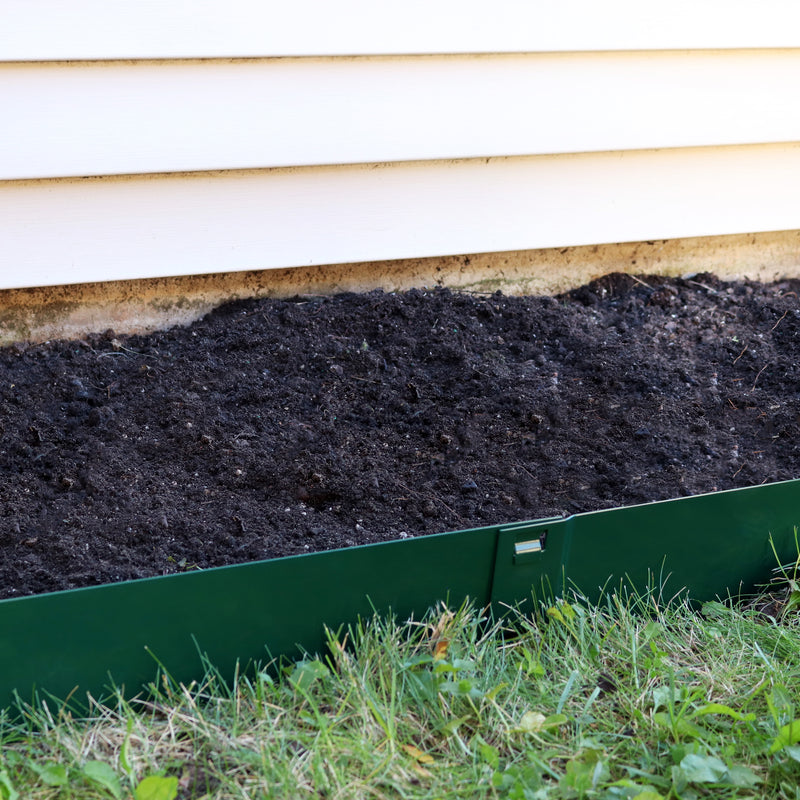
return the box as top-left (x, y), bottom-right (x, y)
top-left (5, 46), bottom-right (800, 65)
top-left (3, 141), bottom-right (800, 186)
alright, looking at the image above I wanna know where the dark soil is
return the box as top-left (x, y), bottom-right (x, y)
top-left (2, 273), bottom-right (800, 599)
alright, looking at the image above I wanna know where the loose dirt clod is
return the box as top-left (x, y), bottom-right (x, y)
top-left (1, 273), bottom-right (799, 599)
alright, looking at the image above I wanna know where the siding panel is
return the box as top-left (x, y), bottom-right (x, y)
top-left (4, 0), bottom-right (800, 60)
top-left (3, 144), bottom-right (799, 291)
top-left (4, 3), bottom-right (800, 295)
top-left (5, 51), bottom-right (800, 180)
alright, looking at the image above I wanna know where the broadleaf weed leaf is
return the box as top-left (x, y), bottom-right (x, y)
top-left (31, 762), bottom-right (68, 787)
top-left (693, 703), bottom-right (756, 722)
top-left (770, 718), bottom-right (800, 754)
top-left (134, 774), bottom-right (179, 800)
top-left (288, 659), bottom-right (329, 692)
top-left (0, 770), bottom-right (19, 800)
top-left (82, 761), bottom-right (123, 800)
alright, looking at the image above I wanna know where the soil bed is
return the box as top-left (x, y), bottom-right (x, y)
top-left (2, 273), bottom-right (800, 599)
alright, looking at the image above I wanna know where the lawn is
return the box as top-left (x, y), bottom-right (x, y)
top-left (1, 574), bottom-right (799, 799)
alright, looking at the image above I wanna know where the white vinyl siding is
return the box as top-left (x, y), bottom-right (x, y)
top-left (5, 51), bottom-right (800, 181)
top-left (3, 0), bottom-right (800, 60)
top-left (3, 1), bottom-right (800, 291)
top-left (4, 144), bottom-right (800, 291)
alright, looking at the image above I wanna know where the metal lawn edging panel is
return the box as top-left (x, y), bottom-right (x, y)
top-left (0, 525), bottom-right (499, 710)
top-left (0, 479), bottom-right (798, 711)
top-left (491, 478), bottom-right (800, 611)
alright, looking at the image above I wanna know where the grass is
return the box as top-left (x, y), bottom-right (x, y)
top-left (1, 580), bottom-right (800, 799)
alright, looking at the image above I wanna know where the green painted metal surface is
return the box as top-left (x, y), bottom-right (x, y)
top-left (0, 479), bottom-right (798, 710)
top-left (491, 479), bottom-right (800, 610)
top-left (0, 525), bottom-right (498, 711)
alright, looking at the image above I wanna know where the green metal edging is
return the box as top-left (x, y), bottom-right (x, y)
top-left (1, 479), bottom-right (799, 710)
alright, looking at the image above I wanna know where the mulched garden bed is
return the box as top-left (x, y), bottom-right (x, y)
top-left (2, 272), bottom-right (799, 599)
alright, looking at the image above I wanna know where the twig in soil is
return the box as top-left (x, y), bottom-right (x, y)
top-left (732, 344), bottom-right (748, 364)
top-left (687, 279), bottom-right (718, 294)
top-left (514, 462), bottom-right (538, 482)
top-left (393, 479), bottom-right (466, 525)
top-left (629, 275), bottom-right (653, 289)
top-left (752, 365), bottom-right (768, 390)
top-left (732, 463), bottom-right (745, 479)
top-left (433, 497), bottom-right (464, 522)
top-left (98, 339), bottom-right (158, 358)
top-left (771, 310), bottom-right (789, 331)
